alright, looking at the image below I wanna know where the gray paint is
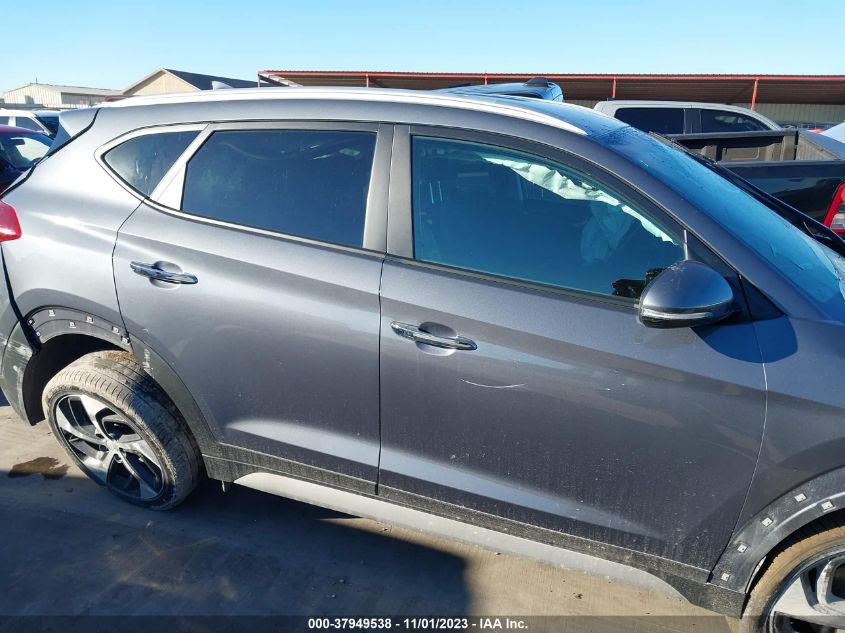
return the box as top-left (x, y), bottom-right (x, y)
top-left (378, 258), bottom-right (765, 571)
top-left (113, 203), bottom-right (384, 483)
top-left (2, 88), bottom-right (845, 615)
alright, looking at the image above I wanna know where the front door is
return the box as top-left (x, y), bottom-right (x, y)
top-left (379, 130), bottom-right (767, 570)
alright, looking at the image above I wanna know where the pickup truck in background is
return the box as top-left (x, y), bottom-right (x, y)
top-left (670, 129), bottom-right (845, 234)
top-left (593, 100), bottom-right (781, 134)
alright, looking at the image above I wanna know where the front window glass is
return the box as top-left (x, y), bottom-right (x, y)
top-left (411, 136), bottom-right (684, 300)
top-left (605, 126), bottom-right (845, 320)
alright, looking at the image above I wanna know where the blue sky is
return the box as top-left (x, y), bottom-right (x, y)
top-left (4, 0), bottom-right (844, 92)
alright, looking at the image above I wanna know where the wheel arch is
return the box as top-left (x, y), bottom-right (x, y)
top-left (5, 306), bottom-right (221, 462)
top-left (711, 466), bottom-right (845, 598)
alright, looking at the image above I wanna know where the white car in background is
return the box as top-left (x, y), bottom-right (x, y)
top-left (823, 121), bottom-right (845, 143)
top-left (593, 100), bottom-right (780, 135)
top-left (0, 109), bottom-right (60, 137)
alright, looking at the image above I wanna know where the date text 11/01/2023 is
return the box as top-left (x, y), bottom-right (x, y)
top-left (307, 618), bottom-right (529, 630)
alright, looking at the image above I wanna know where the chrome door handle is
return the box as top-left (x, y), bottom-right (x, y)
top-left (130, 261), bottom-right (198, 285)
top-left (390, 322), bottom-right (477, 351)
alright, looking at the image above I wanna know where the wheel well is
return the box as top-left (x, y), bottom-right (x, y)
top-left (746, 507), bottom-right (845, 596)
top-left (22, 334), bottom-right (121, 423)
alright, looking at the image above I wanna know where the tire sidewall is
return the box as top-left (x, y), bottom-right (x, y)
top-left (44, 383), bottom-right (180, 509)
top-left (742, 533), bottom-right (845, 632)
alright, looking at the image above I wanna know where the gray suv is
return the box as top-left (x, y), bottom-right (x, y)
top-left (1, 88), bottom-right (844, 631)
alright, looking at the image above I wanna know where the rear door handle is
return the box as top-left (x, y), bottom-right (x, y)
top-left (390, 322), bottom-right (477, 351)
top-left (130, 261), bottom-right (198, 285)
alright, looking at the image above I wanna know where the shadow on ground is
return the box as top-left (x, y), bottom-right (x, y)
top-left (1, 472), bottom-right (471, 616)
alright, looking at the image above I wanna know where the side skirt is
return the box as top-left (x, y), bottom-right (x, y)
top-left (231, 469), bottom-right (745, 617)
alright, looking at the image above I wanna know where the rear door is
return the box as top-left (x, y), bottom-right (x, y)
top-left (378, 127), bottom-right (767, 570)
top-left (111, 122), bottom-right (391, 489)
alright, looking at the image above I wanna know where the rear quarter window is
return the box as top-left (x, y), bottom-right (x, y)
top-left (103, 130), bottom-right (199, 197)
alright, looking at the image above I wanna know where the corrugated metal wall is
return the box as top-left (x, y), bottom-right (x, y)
top-left (3, 85), bottom-right (63, 107)
top-left (2, 86), bottom-right (114, 108)
top-left (737, 103), bottom-right (845, 126)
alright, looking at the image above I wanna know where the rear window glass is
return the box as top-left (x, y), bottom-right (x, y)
top-left (615, 108), bottom-right (685, 135)
top-left (35, 113), bottom-right (60, 135)
top-left (181, 129), bottom-right (376, 248)
top-left (701, 109), bottom-right (768, 133)
top-left (104, 130), bottom-right (199, 197)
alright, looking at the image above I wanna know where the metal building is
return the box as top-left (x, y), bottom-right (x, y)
top-left (124, 69), bottom-right (256, 97)
top-left (257, 71), bottom-right (845, 128)
top-left (2, 83), bottom-right (121, 108)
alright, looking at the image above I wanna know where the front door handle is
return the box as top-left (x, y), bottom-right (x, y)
top-left (130, 261), bottom-right (198, 285)
top-left (391, 322), bottom-right (477, 351)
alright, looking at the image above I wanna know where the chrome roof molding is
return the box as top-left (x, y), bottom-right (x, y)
top-left (104, 87), bottom-right (587, 136)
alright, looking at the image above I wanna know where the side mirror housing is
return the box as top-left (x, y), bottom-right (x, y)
top-left (639, 260), bottom-right (736, 329)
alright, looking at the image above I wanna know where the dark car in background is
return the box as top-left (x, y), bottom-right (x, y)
top-left (670, 128), bottom-right (845, 231)
top-left (0, 125), bottom-right (51, 193)
top-left (1, 89), bottom-right (845, 632)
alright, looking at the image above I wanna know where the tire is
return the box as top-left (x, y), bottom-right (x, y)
top-left (740, 517), bottom-right (845, 632)
top-left (42, 350), bottom-right (203, 510)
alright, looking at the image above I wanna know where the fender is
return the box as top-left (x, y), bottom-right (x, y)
top-left (711, 465), bottom-right (845, 594)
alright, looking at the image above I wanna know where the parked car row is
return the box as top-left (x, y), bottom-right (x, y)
top-left (0, 108), bottom-right (60, 137)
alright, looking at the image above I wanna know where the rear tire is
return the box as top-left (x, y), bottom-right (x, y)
top-left (740, 518), bottom-right (845, 632)
top-left (42, 350), bottom-right (202, 510)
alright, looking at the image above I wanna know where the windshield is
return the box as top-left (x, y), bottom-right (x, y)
top-left (603, 125), bottom-right (845, 321)
top-left (34, 112), bottom-right (60, 135)
top-left (0, 132), bottom-right (51, 170)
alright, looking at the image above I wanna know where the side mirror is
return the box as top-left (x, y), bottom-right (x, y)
top-left (639, 260), bottom-right (736, 329)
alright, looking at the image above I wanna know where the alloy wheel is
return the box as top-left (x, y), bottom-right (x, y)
top-left (53, 393), bottom-right (164, 501)
top-left (768, 551), bottom-right (845, 632)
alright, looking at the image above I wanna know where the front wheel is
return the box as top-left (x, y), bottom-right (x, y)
top-left (741, 518), bottom-right (845, 632)
top-left (43, 350), bottom-right (203, 510)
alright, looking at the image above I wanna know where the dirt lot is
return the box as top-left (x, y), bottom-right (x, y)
top-left (0, 396), bottom-right (733, 632)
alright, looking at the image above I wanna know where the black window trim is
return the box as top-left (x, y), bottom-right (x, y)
top-left (387, 124), bottom-right (705, 308)
top-left (148, 120), bottom-right (391, 255)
